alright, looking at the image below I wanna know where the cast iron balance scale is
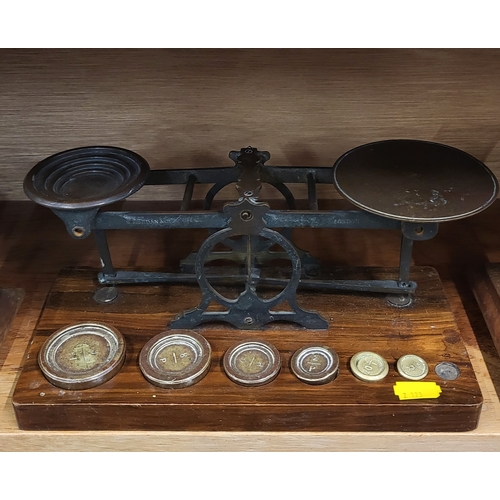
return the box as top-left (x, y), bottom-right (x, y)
top-left (12, 139), bottom-right (498, 432)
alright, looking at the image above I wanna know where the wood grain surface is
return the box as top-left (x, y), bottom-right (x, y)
top-left (12, 266), bottom-right (482, 432)
top-left (1, 200), bottom-right (500, 449)
top-left (1, 49), bottom-right (500, 203)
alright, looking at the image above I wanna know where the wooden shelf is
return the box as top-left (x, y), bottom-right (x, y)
top-left (1, 200), bottom-right (500, 450)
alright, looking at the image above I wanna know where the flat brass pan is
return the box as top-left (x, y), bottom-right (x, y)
top-left (333, 139), bottom-right (498, 222)
top-left (24, 146), bottom-right (150, 210)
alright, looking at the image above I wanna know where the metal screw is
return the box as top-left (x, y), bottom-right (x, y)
top-left (240, 210), bottom-right (253, 221)
top-left (386, 294), bottom-right (413, 308)
top-left (244, 317), bottom-right (254, 324)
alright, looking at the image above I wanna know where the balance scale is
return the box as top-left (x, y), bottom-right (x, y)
top-left (12, 139), bottom-right (498, 432)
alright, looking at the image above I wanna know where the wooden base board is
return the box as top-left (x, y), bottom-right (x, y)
top-left (13, 267), bottom-right (482, 432)
top-left (469, 263), bottom-right (500, 357)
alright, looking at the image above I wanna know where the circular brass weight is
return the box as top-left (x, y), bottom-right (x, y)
top-left (38, 322), bottom-right (126, 390)
top-left (139, 330), bottom-right (212, 389)
top-left (223, 339), bottom-right (281, 387)
top-left (396, 354), bottom-right (429, 380)
top-left (350, 351), bottom-right (389, 382)
top-left (290, 345), bottom-right (339, 385)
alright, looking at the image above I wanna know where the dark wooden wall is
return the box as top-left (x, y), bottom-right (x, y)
top-left (1, 48), bottom-right (500, 201)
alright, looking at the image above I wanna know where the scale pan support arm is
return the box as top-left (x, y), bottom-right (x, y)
top-left (50, 207), bottom-right (99, 239)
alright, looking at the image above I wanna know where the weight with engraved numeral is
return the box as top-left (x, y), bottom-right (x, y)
top-left (139, 330), bottom-right (212, 389)
top-left (350, 351), bottom-right (389, 382)
top-left (290, 345), bottom-right (339, 385)
top-left (396, 354), bottom-right (429, 380)
top-left (38, 322), bottom-right (126, 390)
top-left (223, 339), bottom-right (281, 387)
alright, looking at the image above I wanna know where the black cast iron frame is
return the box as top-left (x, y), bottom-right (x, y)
top-left (50, 147), bottom-right (438, 330)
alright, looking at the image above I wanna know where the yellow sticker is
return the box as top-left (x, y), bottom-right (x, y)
top-left (393, 381), bottom-right (442, 400)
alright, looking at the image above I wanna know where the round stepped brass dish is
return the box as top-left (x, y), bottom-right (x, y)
top-left (333, 139), bottom-right (498, 222)
top-left (38, 322), bottom-right (126, 390)
top-left (24, 146), bottom-right (150, 210)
